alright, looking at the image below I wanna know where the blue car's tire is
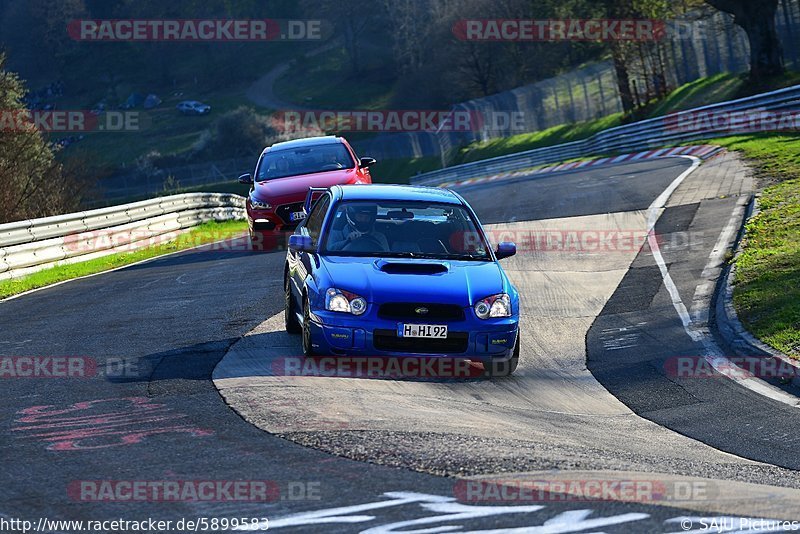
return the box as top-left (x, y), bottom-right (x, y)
top-left (284, 278), bottom-right (301, 334)
top-left (302, 296), bottom-right (315, 358)
top-left (485, 333), bottom-right (519, 378)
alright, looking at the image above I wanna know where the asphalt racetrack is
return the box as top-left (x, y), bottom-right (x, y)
top-left (3, 155), bottom-right (800, 533)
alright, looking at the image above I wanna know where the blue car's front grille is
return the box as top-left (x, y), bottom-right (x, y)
top-left (377, 303), bottom-right (465, 321)
top-left (373, 329), bottom-right (469, 354)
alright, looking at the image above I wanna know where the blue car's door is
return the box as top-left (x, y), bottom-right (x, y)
top-left (288, 193), bottom-right (331, 309)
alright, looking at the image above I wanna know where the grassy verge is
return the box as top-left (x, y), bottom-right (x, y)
top-left (372, 156), bottom-right (443, 183)
top-left (451, 72), bottom-right (800, 167)
top-left (709, 134), bottom-right (800, 359)
top-left (643, 73), bottom-right (743, 118)
top-left (453, 113), bottom-right (624, 165)
top-left (55, 88), bottom-right (268, 169)
top-left (0, 220), bottom-right (248, 300)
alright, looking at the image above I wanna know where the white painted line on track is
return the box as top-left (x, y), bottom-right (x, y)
top-left (645, 156), bottom-right (701, 333)
top-left (647, 156), bottom-right (800, 408)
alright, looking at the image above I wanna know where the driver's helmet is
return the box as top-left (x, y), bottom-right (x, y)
top-left (346, 204), bottom-right (377, 233)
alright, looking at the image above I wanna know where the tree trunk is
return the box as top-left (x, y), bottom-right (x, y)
top-left (611, 49), bottom-right (635, 113)
top-left (742, 5), bottom-right (785, 78)
top-left (706, 0), bottom-right (784, 80)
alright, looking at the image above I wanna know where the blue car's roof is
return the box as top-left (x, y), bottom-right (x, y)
top-left (267, 135), bottom-right (341, 152)
top-left (335, 185), bottom-right (463, 205)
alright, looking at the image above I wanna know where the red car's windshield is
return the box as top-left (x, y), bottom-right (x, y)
top-left (257, 143), bottom-right (355, 181)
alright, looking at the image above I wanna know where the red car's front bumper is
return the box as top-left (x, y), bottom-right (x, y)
top-left (247, 199), bottom-right (307, 250)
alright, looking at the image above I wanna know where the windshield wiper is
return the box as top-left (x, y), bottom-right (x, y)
top-left (445, 253), bottom-right (491, 261)
top-left (384, 252), bottom-right (418, 258)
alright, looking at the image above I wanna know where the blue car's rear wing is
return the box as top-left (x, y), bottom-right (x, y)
top-left (303, 187), bottom-right (329, 214)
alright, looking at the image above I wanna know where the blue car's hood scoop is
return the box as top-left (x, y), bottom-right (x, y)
top-left (319, 256), bottom-right (504, 307)
top-left (377, 260), bottom-right (448, 275)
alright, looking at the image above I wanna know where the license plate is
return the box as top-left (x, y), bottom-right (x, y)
top-left (289, 211), bottom-right (306, 222)
top-left (397, 324), bottom-right (448, 338)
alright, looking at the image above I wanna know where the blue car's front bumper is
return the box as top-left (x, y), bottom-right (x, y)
top-left (306, 306), bottom-right (518, 366)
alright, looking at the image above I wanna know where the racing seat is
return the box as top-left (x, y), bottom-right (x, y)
top-left (386, 220), bottom-right (422, 254)
top-left (416, 221), bottom-right (449, 254)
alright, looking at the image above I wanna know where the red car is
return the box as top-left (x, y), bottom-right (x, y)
top-left (240, 136), bottom-right (375, 250)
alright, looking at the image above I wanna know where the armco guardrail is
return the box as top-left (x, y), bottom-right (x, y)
top-left (412, 83), bottom-right (800, 186)
top-left (0, 193), bottom-right (245, 281)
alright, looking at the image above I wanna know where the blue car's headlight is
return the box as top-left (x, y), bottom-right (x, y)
top-left (325, 288), bottom-right (367, 315)
top-left (249, 196), bottom-right (272, 210)
top-left (474, 293), bottom-right (511, 319)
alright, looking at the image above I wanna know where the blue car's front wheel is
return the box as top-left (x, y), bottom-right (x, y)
top-left (301, 296), bottom-right (315, 358)
top-left (284, 277), bottom-right (301, 334)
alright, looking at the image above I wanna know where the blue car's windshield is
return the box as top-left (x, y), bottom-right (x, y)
top-left (257, 143), bottom-right (355, 181)
top-left (322, 201), bottom-right (492, 261)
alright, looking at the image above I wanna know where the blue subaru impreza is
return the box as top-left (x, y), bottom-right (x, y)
top-left (284, 184), bottom-right (520, 377)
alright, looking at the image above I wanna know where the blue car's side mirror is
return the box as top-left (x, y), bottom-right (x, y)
top-left (289, 234), bottom-right (314, 253)
top-left (238, 173), bottom-right (253, 185)
top-left (495, 242), bottom-right (516, 260)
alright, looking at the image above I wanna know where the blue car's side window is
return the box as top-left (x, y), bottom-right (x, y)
top-left (304, 195), bottom-right (330, 246)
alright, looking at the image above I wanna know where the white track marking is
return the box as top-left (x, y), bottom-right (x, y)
top-left (645, 156), bottom-right (702, 334)
top-left (647, 156), bottom-right (800, 407)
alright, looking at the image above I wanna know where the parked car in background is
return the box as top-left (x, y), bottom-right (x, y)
top-left (176, 100), bottom-right (211, 115)
top-left (241, 135), bottom-right (375, 250)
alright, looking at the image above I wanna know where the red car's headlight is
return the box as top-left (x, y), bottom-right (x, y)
top-left (249, 196), bottom-right (272, 210)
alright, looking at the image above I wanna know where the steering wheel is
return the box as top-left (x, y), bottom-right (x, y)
top-left (342, 234), bottom-right (386, 252)
top-left (320, 162), bottom-right (344, 171)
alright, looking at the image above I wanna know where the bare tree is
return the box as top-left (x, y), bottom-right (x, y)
top-left (459, 42), bottom-right (497, 96)
top-left (305, 0), bottom-right (383, 76)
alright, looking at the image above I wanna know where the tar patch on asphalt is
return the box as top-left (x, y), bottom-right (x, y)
top-left (591, 360), bottom-right (700, 413)
top-left (600, 265), bottom-right (664, 315)
top-left (653, 203), bottom-right (699, 234)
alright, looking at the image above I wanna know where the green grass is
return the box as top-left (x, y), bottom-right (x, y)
top-left (708, 134), bottom-right (800, 359)
top-left (645, 73), bottom-right (743, 118)
top-left (453, 113), bottom-right (623, 164)
top-left (0, 220), bottom-right (248, 299)
top-left (54, 87), bottom-right (267, 168)
top-left (449, 72), bottom-right (800, 168)
top-left (637, 72), bottom-right (800, 120)
top-left (370, 156), bottom-right (443, 183)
